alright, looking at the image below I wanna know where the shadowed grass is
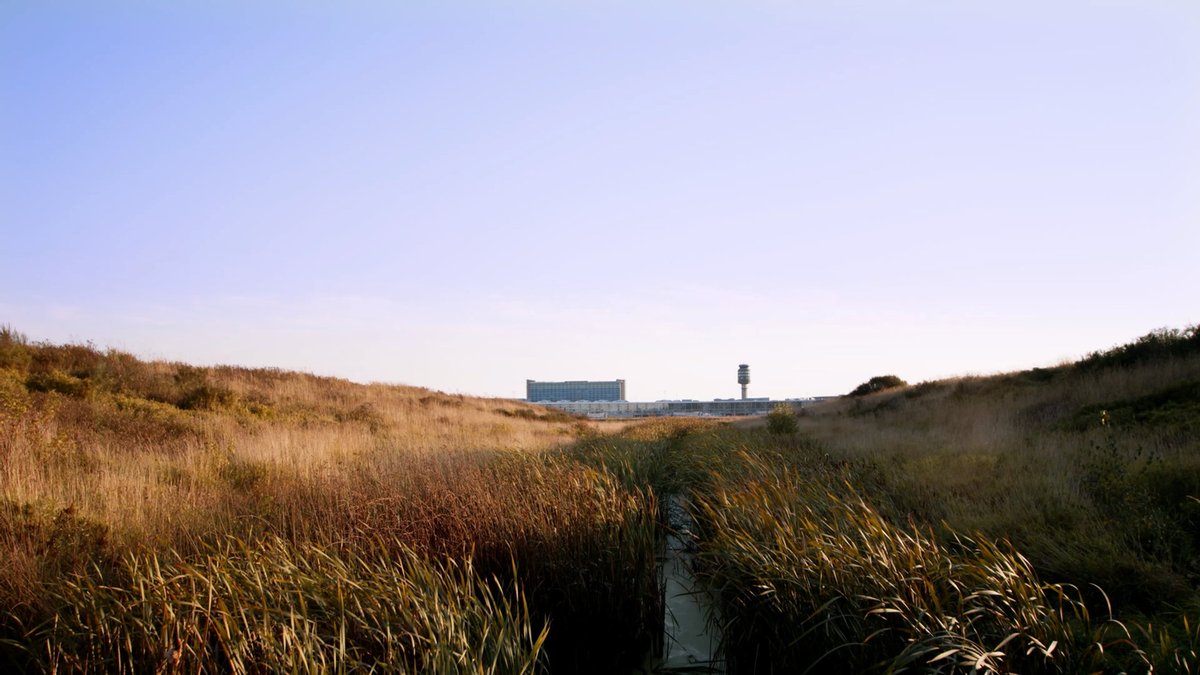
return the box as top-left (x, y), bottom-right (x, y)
top-left (689, 452), bottom-right (1107, 674)
top-left (12, 535), bottom-right (547, 674)
top-left (0, 329), bottom-right (658, 673)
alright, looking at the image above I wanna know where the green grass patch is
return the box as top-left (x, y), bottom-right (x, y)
top-left (1063, 381), bottom-right (1200, 433)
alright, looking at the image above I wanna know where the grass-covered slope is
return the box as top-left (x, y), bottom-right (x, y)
top-left (3, 324), bottom-right (1198, 673)
top-left (0, 327), bottom-right (658, 674)
top-left (666, 325), bottom-right (1200, 673)
top-left (795, 325), bottom-right (1200, 614)
top-left (562, 326), bottom-right (1200, 673)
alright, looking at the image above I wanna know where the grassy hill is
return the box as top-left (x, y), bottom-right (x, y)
top-left (0, 327), bottom-right (651, 674)
top-left (794, 326), bottom-right (1200, 612)
top-left (1, 324), bottom-right (1198, 673)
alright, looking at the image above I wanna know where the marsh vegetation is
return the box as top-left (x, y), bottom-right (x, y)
top-left (1, 325), bottom-right (1197, 672)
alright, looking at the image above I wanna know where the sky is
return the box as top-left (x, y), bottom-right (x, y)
top-left (2, 1), bottom-right (1198, 401)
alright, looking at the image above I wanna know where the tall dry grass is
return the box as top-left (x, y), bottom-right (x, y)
top-left (0, 330), bottom-right (658, 673)
top-left (691, 452), bottom-right (1106, 674)
top-left (21, 536), bottom-right (548, 674)
top-left (556, 327), bottom-right (1200, 672)
top-left (790, 347), bottom-right (1200, 614)
top-left (6, 325), bottom-right (1197, 673)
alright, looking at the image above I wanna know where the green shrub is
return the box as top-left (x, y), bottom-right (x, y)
top-left (29, 343), bottom-right (106, 382)
top-left (1076, 325), bottom-right (1200, 371)
top-left (335, 402), bottom-right (384, 429)
top-left (1063, 381), bottom-right (1200, 433)
top-left (849, 375), bottom-right (907, 397)
top-left (25, 370), bottom-right (92, 399)
top-left (0, 326), bottom-right (31, 371)
top-left (765, 403), bottom-right (798, 435)
top-left (91, 349), bottom-right (164, 399)
top-left (178, 384), bottom-right (237, 411)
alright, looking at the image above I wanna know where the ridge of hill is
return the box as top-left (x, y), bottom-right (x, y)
top-left (795, 324), bottom-right (1200, 613)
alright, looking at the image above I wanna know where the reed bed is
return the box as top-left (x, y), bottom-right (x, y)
top-left (789, 347), bottom-right (1200, 616)
top-left (0, 330), bottom-right (659, 673)
top-left (560, 344), bottom-right (1200, 673)
top-left (667, 327), bottom-right (1200, 672)
top-left (1, 438), bottom-right (660, 674)
top-left (12, 536), bottom-right (546, 674)
top-left (689, 452), bottom-right (1108, 674)
top-left (5, 326), bottom-right (1198, 673)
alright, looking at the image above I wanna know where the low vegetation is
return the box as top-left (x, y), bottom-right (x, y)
top-left (849, 374), bottom-right (908, 397)
top-left (764, 403), bottom-right (798, 435)
top-left (28, 537), bottom-right (547, 674)
top-left (2, 324), bottom-right (1198, 672)
top-left (795, 325), bottom-right (1200, 618)
top-left (701, 325), bottom-right (1200, 672)
top-left (694, 452), bottom-right (1100, 674)
top-left (0, 327), bottom-right (657, 673)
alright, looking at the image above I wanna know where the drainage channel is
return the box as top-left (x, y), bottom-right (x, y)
top-left (636, 494), bottom-right (723, 674)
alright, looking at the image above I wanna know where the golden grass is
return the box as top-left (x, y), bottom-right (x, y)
top-left (0, 334), bottom-right (660, 673)
top-left (666, 339), bottom-right (1199, 672)
top-left (691, 452), bottom-right (1101, 674)
top-left (26, 536), bottom-right (548, 674)
top-left (0, 354), bottom-right (582, 553)
top-left (577, 328), bottom-right (1200, 672)
top-left (5, 326), bottom-right (1197, 673)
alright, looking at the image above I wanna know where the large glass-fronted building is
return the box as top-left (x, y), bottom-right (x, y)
top-left (526, 379), bottom-right (625, 402)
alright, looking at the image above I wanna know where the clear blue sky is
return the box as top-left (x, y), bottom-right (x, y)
top-left (3, 1), bottom-right (1198, 400)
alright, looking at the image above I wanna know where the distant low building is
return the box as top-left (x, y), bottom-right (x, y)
top-left (526, 379), bottom-right (625, 402)
top-left (539, 398), bottom-right (818, 419)
top-left (525, 372), bottom-right (827, 418)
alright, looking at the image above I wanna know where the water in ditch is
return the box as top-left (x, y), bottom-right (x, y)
top-left (636, 494), bottom-right (723, 674)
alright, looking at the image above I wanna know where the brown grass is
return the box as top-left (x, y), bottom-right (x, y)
top-left (5, 325), bottom-right (1197, 672)
top-left (0, 331), bottom-right (660, 672)
top-left (787, 346), bottom-right (1200, 616)
top-left (0, 354), bottom-right (581, 556)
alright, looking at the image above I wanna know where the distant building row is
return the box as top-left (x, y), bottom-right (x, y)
top-left (544, 398), bottom-right (817, 419)
top-left (524, 378), bottom-right (825, 418)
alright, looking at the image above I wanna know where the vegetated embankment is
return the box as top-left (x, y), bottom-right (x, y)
top-left (3, 324), bottom-right (1198, 673)
top-left (563, 326), bottom-right (1200, 673)
top-left (0, 327), bottom-right (659, 674)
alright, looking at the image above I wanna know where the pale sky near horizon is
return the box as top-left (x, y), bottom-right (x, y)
top-left (3, 1), bottom-right (1198, 401)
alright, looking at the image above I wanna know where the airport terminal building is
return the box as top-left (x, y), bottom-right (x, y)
top-left (525, 367), bottom-right (826, 418)
top-left (543, 398), bottom-right (799, 418)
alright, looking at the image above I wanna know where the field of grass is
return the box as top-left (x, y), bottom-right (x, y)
top-left (683, 327), bottom-right (1200, 673)
top-left (2, 324), bottom-right (1198, 673)
top-left (790, 327), bottom-right (1200, 617)
top-left (0, 328), bottom-right (657, 673)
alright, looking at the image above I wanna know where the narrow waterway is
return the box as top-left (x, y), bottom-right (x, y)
top-left (642, 494), bottom-right (723, 673)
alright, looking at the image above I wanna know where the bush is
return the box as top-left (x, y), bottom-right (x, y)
top-left (766, 404), bottom-right (798, 435)
top-left (849, 375), bottom-right (907, 397)
top-left (29, 343), bottom-right (106, 381)
top-left (0, 326), bottom-right (31, 371)
top-left (1062, 382), bottom-right (1200, 433)
top-left (25, 370), bottom-right (92, 399)
top-left (336, 402), bottom-right (385, 429)
top-left (178, 384), bottom-right (237, 411)
top-left (1076, 325), bottom-right (1200, 371)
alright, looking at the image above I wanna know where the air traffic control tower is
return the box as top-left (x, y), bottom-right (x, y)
top-left (738, 364), bottom-right (750, 400)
